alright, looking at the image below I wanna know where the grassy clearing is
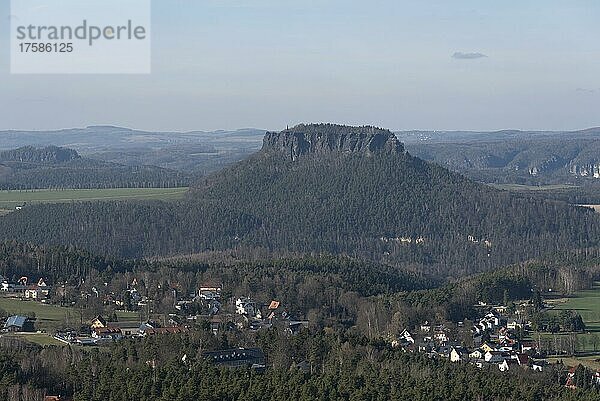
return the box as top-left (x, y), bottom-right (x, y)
top-left (490, 183), bottom-right (578, 191)
top-left (2, 332), bottom-right (66, 347)
top-left (0, 297), bottom-right (139, 331)
top-left (547, 356), bottom-right (600, 371)
top-left (0, 297), bottom-right (78, 331)
top-left (553, 283), bottom-right (600, 333)
top-left (532, 283), bottom-right (600, 364)
top-left (0, 187), bottom-right (188, 209)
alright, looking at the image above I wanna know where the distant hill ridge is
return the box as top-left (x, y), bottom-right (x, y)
top-left (0, 145), bottom-right (189, 190)
top-left (0, 146), bottom-right (80, 164)
top-left (263, 124), bottom-right (404, 161)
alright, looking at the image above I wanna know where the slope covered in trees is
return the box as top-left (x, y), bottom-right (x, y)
top-left (0, 125), bottom-right (599, 277)
top-left (2, 330), bottom-right (599, 401)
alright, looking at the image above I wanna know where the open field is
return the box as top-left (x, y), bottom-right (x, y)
top-left (547, 356), bottom-right (600, 371)
top-left (0, 187), bottom-right (188, 209)
top-left (0, 297), bottom-right (79, 330)
top-left (532, 283), bottom-right (600, 366)
top-left (490, 183), bottom-right (579, 192)
top-left (0, 297), bottom-right (139, 332)
top-left (552, 282), bottom-right (600, 333)
top-left (1, 332), bottom-right (66, 347)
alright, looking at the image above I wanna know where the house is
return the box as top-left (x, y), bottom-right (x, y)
top-left (1, 281), bottom-right (26, 293)
top-left (236, 297), bottom-right (258, 317)
top-left (90, 315), bottom-right (107, 329)
top-left (199, 282), bottom-right (222, 300)
top-left (25, 287), bottom-right (46, 300)
top-left (202, 348), bottom-right (265, 369)
top-left (92, 327), bottom-right (122, 340)
top-left (469, 349), bottom-right (483, 359)
top-left (450, 347), bottom-right (468, 363)
top-left (531, 360), bottom-right (546, 372)
top-left (420, 321), bottom-right (431, 333)
top-left (498, 360), bottom-right (510, 372)
top-left (399, 329), bottom-right (415, 345)
top-left (485, 351), bottom-right (507, 364)
top-left (480, 342), bottom-right (496, 353)
top-left (107, 321), bottom-right (141, 337)
top-left (4, 315), bottom-right (33, 332)
top-left (286, 320), bottom-right (309, 335)
top-left (433, 326), bottom-right (449, 344)
top-left (209, 316), bottom-right (222, 334)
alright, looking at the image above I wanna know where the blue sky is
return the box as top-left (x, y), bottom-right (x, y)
top-left (0, 0), bottom-right (599, 131)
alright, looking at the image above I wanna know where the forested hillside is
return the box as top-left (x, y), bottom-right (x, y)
top-left (0, 125), bottom-right (599, 277)
top-left (0, 146), bottom-right (189, 189)
top-left (3, 331), bottom-right (599, 401)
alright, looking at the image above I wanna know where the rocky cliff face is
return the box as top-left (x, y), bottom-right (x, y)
top-left (262, 124), bottom-right (404, 161)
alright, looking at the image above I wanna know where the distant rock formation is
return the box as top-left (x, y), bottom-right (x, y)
top-left (262, 123), bottom-right (404, 161)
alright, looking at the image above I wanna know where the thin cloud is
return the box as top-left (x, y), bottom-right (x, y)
top-left (576, 88), bottom-right (596, 94)
top-left (452, 52), bottom-right (488, 60)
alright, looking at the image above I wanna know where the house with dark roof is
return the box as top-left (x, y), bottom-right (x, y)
top-left (202, 348), bottom-right (265, 369)
top-left (3, 315), bottom-right (33, 332)
top-left (106, 321), bottom-right (141, 337)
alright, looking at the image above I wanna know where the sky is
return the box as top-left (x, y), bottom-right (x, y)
top-left (0, 0), bottom-right (599, 132)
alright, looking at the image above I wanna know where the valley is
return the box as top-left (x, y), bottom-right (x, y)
top-left (2, 124), bottom-right (600, 400)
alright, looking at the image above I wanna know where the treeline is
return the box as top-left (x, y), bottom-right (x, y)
top-left (1, 329), bottom-right (599, 401)
top-left (0, 241), bottom-right (143, 284)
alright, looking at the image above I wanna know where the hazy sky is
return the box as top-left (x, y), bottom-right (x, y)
top-left (1, 0), bottom-right (599, 132)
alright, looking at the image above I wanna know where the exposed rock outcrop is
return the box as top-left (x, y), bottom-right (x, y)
top-left (262, 123), bottom-right (404, 161)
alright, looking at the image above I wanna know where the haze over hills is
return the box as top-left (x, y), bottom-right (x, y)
top-left (0, 145), bottom-right (189, 190)
top-left (395, 127), bottom-right (600, 144)
top-left (0, 126), bottom-right (266, 175)
top-left (402, 127), bottom-right (600, 186)
top-left (0, 124), bottom-right (598, 278)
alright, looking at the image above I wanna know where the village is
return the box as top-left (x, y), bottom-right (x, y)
top-left (1, 273), bottom-right (599, 389)
top-left (0, 275), bottom-right (303, 369)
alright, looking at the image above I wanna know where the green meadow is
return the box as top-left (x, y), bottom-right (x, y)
top-left (0, 187), bottom-right (188, 209)
top-left (553, 282), bottom-right (600, 334)
top-left (0, 297), bottom-right (139, 332)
